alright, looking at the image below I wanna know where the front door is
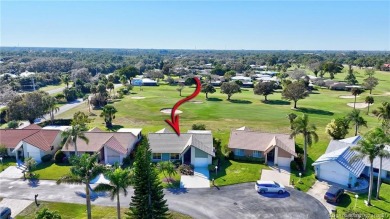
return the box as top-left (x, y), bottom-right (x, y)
top-left (268, 149), bottom-right (275, 162)
top-left (183, 149), bottom-right (191, 165)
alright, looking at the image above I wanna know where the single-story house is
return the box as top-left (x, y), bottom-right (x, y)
top-left (0, 124), bottom-right (62, 163)
top-left (148, 129), bottom-right (215, 167)
top-left (228, 127), bottom-right (297, 167)
top-left (312, 136), bottom-right (390, 188)
top-left (62, 127), bottom-right (142, 165)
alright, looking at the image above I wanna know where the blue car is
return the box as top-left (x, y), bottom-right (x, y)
top-left (0, 207), bottom-right (11, 219)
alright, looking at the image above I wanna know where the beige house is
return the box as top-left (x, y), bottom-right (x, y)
top-left (228, 127), bottom-right (297, 167)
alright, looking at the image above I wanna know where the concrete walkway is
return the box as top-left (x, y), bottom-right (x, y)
top-left (180, 167), bottom-right (210, 188)
top-left (0, 166), bottom-right (24, 179)
top-left (0, 198), bottom-right (33, 218)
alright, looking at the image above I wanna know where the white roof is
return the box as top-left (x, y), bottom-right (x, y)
top-left (42, 126), bottom-right (71, 131)
top-left (187, 130), bottom-right (212, 134)
top-left (340, 136), bottom-right (362, 144)
top-left (90, 173), bottom-right (110, 184)
top-left (20, 71), bottom-right (35, 77)
top-left (117, 128), bottom-right (142, 136)
top-left (232, 76), bottom-right (251, 81)
top-left (236, 126), bottom-right (250, 131)
top-left (142, 78), bottom-right (157, 83)
top-left (0, 73), bottom-right (18, 78)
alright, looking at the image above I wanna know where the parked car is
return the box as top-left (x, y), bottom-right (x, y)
top-left (324, 186), bottom-right (344, 203)
top-left (255, 180), bottom-right (286, 194)
top-left (0, 207), bottom-right (11, 219)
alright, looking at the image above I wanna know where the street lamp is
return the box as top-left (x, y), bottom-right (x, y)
top-left (0, 157), bottom-right (3, 165)
top-left (215, 166), bottom-right (218, 175)
top-left (299, 172), bottom-right (303, 184)
top-left (354, 194), bottom-right (359, 209)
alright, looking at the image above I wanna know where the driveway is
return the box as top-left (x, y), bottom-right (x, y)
top-left (0, 198), bottom-right (33, 218)
top-left (261, 166), bottom-right (291, 187)
top-left (307, 180), bottom-right (336, 214)
top-left (0, 166), bottom-right (24, 179)
top-left (0, 178), bottom-right (329, 219)
top-left (180, 167), bottom-right (210, 188)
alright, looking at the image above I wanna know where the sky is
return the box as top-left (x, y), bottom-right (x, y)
top-left (1, 1), bottom-right (389, 50)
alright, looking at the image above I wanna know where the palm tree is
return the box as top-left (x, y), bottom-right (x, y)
top-left (45, 96), bottom-right (60, 124)
top-left (62, 75), bottom-right (70, 88)
top-left (100, 105), bottom-right (117, 128)
top-left (290, 114), bottom-right (319, 171)
top-left (120, 75), bottom-right (128, 86)
top-left (350, 128), bottom-right (384, 206)
top-left (370, 128), bottom-right (390, 199)
top-left (365, 96), bottom-right (374, 115)
top-left (57, 153), bottom-right (105, 219)
top-left (347, 109), bottom-right (367, 136)
top-left (287, 113), bottom-right (297, 130)
top-left (107, 82), bottom-right (115, 96)
top-left (93, 167), bottom-right (133, 219)
top-left (157, 161), bottom-right (177, 184)
top-left (351, 88), bottom-right (363, 109)
top-left (374, 102), bottom-right (390, 133)
top-left (90, 85), bottom-right (97, 97)
top-left (62, 124), bottom-right (89, 156)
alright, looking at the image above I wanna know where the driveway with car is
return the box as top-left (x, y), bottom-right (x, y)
top-left (260, 166), bottom-right (291, 187)
top-left (307, 180), bottom-right (336, 213)
top-left (0, 198), bottom-right (33, 218)
top-left (0, 178), bottom-right (329, 219)
top-left (180, 167), bottom-right (210, 188)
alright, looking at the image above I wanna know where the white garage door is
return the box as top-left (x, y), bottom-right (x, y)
top-left (107, 156), bottom-right (120, 164)
top-left (194, 158), bottom-right (208, 167)
top-left (319, 169), bottom-right (349, 185)
top-left (28, 152), bottom-right (42, 163)
top-left (277, 157), bottom-right (292, 167)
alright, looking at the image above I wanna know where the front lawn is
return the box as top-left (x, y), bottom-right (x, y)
top-left (210, 159), bottom-right (268, 186)
top-left (33, 162), bottom-right (71, 180)
top-left (16, 201), bottom-right (191, 219)
top-left (158, 170), bottom-right (181, 188)
top-left (336, 182), bottom-right (390, 218)
top-left (0, 157), bottom-right (16, 172)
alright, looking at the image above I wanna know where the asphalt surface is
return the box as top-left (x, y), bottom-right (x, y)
top-left (0, 178), bottom-right (329, 219)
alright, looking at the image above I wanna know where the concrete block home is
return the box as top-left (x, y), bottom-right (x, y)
top-left (313, 136), bottom-right (390, 188)
top-left (0, 124), bottom-right (62, 163)
top-left (62, 127), bottom-right (142, 165)
top-left (148, 128), bottom-right (215, 167)
top-left (228, 127), bottom-right (297, 167)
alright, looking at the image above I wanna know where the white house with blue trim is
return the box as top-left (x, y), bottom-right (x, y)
top-left (148, 129), bottom-right (214, 167)
top-left (313, 136), bottom-right (390, 188)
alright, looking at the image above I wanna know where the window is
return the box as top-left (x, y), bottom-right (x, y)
top-left (253, 151), bottom-right (261, 158)
top-left (387, 171), bottom-right (390, 178)
top-left (373, 168), bottom-right (379, 173)
top-left (235, 149), bottom-right (244, 156)
top-left (152, 153), bottom-right (161, 160)
top-left (170, 153), bottom-right (179, 160)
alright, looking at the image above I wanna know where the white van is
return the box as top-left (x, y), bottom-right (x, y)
top-left (255, 180), bottom-right (286, 194)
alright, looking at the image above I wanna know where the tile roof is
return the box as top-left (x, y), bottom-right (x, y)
top-left (313, 146), bottom-right (366, 177)
top-left (228, 130), bottom-right (296, 156)
top-left (62, 131), bottom-right (137, 155)
top-left (148, 131), bottom-right (214, 156)
top-left (0, 129), bottom-right (60, 151)
top-left (22, 124), bottom-right (42, 130)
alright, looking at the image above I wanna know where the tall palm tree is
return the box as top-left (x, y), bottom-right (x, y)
top-left (57, 153), bottom-right (105, 219)
top-left (374, 102), bottom-right (390, 133)
top-left (107, 82), bottom-right (115, 95)
top-left (365, 96), bottom-right (374, 115)
top-left (45, 96), bottom-right (60, 124)
top-left (290, 114), bottom-right (319, 171)
top-left (351, 88), bottom-right (363, 109)
top-left (350, 129), bottom-right (383, 206)
top-left (370, 128), bottom-right (390, 199)
top-left (347, 109), bottom-right (367, 136)
top-left (93, 167), bottom-right (133, 219)
top-left (120, 75), bottom-right (128, 86)
top-left (62, 124), bottom-right (89, 156)
top-left (287, 113), bottom-right (297, 130)
top-left (62, 75), bottom-right (70, 88)
top-left (100, 105), bottom-right (117, 128)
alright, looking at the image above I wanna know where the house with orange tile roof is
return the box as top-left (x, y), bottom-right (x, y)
top-left (0, 125), bottom-right (62, 163)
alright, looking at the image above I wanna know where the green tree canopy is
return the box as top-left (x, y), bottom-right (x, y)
top-left (220, 81), bottom-right (241, 100)
top-left (281, 81), bottom-right (309, 108)
top-left (253, 81), bottom-right (275, 101)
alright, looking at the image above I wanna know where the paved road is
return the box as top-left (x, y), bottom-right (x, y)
top-left (0, 178), bottom-right (329, 219)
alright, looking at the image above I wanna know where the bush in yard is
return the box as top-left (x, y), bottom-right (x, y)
top-left (54, 150), bottom-right (66, 163)
top-left (41, 154), bottom-right (53, 162)
top-left (122, 155), bottom-right (132, 165)
top-left (178, 164), bottom-right (194, 175)
top-left (36, 208), bottom-right (62, 219)
top-left (7, 120), bottom-right (18, 129)
top-left (0, 144), bottom-right (7, 157)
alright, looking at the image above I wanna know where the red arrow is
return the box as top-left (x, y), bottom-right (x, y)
top-left (165, 77), bottom-right (201, 136)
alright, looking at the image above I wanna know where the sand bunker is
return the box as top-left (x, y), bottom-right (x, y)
top-left (191, 101), bottom-right (203, 104)
top-left (347, 102), bottom-right (373, 109)
top-left (131, 96), bottom-right (146, 99)
top-left (339, 95), bottom-right (359, 99)
top-left (160, 108), bottom-right (183, 114)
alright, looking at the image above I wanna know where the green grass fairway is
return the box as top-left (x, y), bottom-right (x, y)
top-left (15, 201), bottom-right (191, 219)
top-left (57, 69), bottom-right (390, 191)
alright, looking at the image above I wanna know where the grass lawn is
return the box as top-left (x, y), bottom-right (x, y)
top-left (158, 170), bottom-right (181, 188)
top-left (56, 69), bottom-right (389, 192)
top-left (33, 161), bottom-right (71, 180)
top-left (15, 201), bottom-right (191, 219)
top-left (210, 159), bottom-right (268, 186)
top-left (0, 157), bottom-right (16, 172)
top-left (336, 183), bottom-right (390, 218)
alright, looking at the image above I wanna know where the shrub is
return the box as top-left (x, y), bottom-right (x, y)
top-left (7, 120), bottom-right (18, 129)
top-left (122, 156), bottom-right (132, 165)
top-left (192, 123), bottom-right (206, 130)
top-left (54, 150), bottom-right (66, 163)
top-left (227, 150), bottom-right (234, 160)
top-left (41, 154), bottom-right (53, 162)
top-left (172, 160), bottom-right (181, 168)
top-left (233, 156), bottom-right (265, 163)
top-left (0, 144), bottom-right (7, 157)
top-left (178, 164), bottom-right (194, 175)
